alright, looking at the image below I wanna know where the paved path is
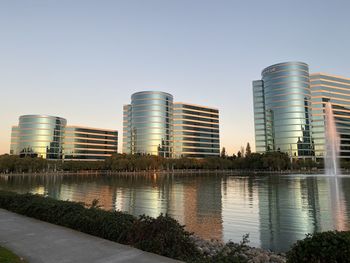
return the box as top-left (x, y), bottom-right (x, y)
top-left (0, 209), bottom-right (182, 263)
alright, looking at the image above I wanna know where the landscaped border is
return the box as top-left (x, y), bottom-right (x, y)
top-left (0, 245), bottom-right (26, 263)
top-left (0, 191), bottom-right (285, 262)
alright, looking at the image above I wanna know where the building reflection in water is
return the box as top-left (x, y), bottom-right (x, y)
top-left (181, 176), bottom-right (223, 240)
top-left (328, 177), bottom-right (348, 230)
top-left (1, 173), bottom-right (350, 252)
top-left (113, 174), bottom-right (223, 240)
top-left (221, 176), bottom-right (261, 247)
top-left (13, 173), bottom-right (223, 241)
top-left (258, 175), bottom-right (350, 252)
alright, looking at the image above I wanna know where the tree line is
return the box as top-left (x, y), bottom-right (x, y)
top-left (7, 142), bottom-right (350, 173)
top-left (0, 151), bottom-right (329, 174)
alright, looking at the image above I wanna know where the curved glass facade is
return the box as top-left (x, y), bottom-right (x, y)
top-left (123, 91), bottom-right (221, 158)
top-left (126, 91), bottom-right (173, 157)
top-left (254, 62), bottom-right (314, 157)
top-left (10, 126), bottom-right (20, 155)
top-left (17, 115), bottom-right (67, 159)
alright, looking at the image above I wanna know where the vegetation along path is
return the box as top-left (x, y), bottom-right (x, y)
top-left (0, 209), bottom-right (182, 263)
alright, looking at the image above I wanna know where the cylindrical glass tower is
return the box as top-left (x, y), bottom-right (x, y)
top-left (262, 62), bottom-right (313, 157)
top-left (17, 115), bottom-right (67, 159)
top-left (130, 91), bottom-right (173, 157)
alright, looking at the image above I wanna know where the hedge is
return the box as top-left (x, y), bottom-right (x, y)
top-left (287, 230), bottom-right (350, 263)
top-left (0, 191), bottom-right (200, 262)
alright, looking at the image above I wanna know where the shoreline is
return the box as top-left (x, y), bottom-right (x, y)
top-left (0, 208), bottom-right (180, 263)
top-left (0, 168), bottom-right (336, 177)
top-left (0, 192), bottom-right (287, 262)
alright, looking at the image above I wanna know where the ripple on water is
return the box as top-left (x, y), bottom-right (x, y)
top-left (0, 173), bottom-right (350, 252)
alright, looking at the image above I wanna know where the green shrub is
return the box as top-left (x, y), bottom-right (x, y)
top-left (0, 191), bottom-right (201, 261)
top-left (287, 230), bottom-right (350, 263)
top-left (0, 191), bottom-right (135, 241)
top-left (127, 214), bottom-right (201, 261)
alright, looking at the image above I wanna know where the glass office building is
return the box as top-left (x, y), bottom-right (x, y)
top-left (123, 91), bottom-right (173, 157)
top-left (15, 115), bottom-right (67, 159)
top-left (310, 73), bottom-right (350, 159)
top-left (122, 104), bottom-right (132, 155)
top-left (253, 80), bottom-right (266, 153)
top-left (173, 103), bottom-right (220, 158)
top-left (63, 126), bottom-right (118, 160)
top-left (253, 62), bottom-right (314, 158)
top-left (11, 115), bottom-right (118, 160)
top-left (123, 91), bottom-right (220, 158)
top-left (10, 126), bottom-right (20, 155)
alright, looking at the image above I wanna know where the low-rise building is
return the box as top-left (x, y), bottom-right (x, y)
top-left (122, 91), bottom-right (220, 158)
top-left (10, 115), bottom-right (118, 160)
top-left (63, 126), bottom-right (118, 161)
top-left (173, 103), bottom-right (220, 158)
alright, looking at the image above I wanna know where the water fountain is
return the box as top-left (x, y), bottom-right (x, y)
top-left (324, 101), bottom-right (340, 176)
top-left (323, 102), bottom-right (348, 234)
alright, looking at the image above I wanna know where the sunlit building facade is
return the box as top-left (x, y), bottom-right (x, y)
top-left (123, 91), bottom-right (220, 158)
top-left (15, 115), bottom-right (67, 159)
top-left (123, 91), bottom-right (174, 157)
top-left (253, 80), bottom-right (266, 153)
top-left (310, 73), bottom-right (350, 159)
top-left (253, 62), bottom-right (314, 158)
top-left (253, 62), bottom-right (350, 160)
top-left (10, 115), bottom-right (117, 160)
top-left (63, 126), bottom-right (118, 160)
top-left (173, 103), bottom-right (220, 158)
top-left (10, 126), bottom-right (20, 155)
top-left (122, 104), bottom-right (132, 155)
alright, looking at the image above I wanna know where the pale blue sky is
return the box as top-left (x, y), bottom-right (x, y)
top-left (1, 0), bottom-right (350, 155)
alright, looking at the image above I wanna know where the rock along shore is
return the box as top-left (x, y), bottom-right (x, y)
top-left (190, 235), bottom-right (286, 263)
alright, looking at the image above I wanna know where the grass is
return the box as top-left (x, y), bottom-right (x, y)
top-left (0, 246), bottom-right (26, 263)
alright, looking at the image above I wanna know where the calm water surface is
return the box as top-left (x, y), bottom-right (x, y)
top-left (1, 173), bottom-right (349, 252)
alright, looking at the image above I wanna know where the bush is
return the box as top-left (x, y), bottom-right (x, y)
top-left (127, 214), bottom-right (201, 260)
top-left (0, 191), bottom-right (135, 242)
top-left (287, 230), bottom-right (350, 263)
top-left (0, 191), bottom-right (200, 262)
top-left (209, 234), bottom-right (250, 263)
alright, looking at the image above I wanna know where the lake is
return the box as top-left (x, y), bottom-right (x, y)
top-left (0, 172), bottom-right (349, 252)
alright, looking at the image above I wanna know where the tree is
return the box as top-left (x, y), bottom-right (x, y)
top-left (220, 147), bottom-right (227, 158)
top-left (245, 143), bottom-right (251, 157)
top-left (262, 152), bottom-right (290, 171)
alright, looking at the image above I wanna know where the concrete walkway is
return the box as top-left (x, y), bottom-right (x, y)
top-left (0, 209), bottom-right (182, 263)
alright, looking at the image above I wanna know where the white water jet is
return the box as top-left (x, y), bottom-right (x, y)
top-left (325, 102), bottom-right (340, 176)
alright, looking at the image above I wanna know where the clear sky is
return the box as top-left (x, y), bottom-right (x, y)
top-left (1, 0), bottom-right (350, 155)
